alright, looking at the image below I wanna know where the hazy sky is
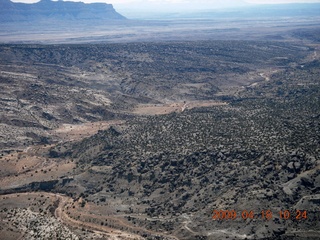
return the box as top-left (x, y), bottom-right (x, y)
top-left (11, 0), bottom-right (320, 4)
top-left (247, 0), bottom-right (320, 3)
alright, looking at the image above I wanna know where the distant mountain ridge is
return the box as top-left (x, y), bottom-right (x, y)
top-left (0, 0), bottom-right (126, 22)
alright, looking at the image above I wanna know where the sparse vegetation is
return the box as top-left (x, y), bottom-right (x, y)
top-left (0, 32), bottom-right (319, 240)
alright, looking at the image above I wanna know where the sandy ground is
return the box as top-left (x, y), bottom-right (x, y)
top-left (51, 120), bottom-right (124, 142)
top-left (133, 101), bottom-right (227, 115)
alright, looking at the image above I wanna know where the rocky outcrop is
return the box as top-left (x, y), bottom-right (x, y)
top-left (0, 0), bottom-right (125, 22)
top-left (0, 178), bottom-right (73, 194)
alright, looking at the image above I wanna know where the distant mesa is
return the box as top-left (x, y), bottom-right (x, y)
top-left (0, 0), bottom-right (126, 22)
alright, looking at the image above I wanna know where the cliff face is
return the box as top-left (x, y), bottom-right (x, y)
top-left (0, 0), bottom-right (126, 22)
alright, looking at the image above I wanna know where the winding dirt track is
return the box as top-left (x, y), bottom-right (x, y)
top-left (53, 193), bottom-right (144, 240)
top-left (53, 194), bottom-right (180, 240)
top-left (0, 191), bottom-right (180, 240)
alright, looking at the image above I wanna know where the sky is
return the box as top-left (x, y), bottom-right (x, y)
top-left (247, 0), bottom-right (320, 3)
top-left (10, 0), bottom-right (320, 4)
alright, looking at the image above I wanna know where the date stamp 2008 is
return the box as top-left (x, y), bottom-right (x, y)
top-left (212, 209), bottom-right (309, 221)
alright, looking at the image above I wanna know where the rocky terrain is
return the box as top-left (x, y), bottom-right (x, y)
top-left (0, 41), bottom-right (310, 150)
top-left (63, 57), bottom-right (320, 239)
top-left (0, 34), bottom-right (319, 239)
